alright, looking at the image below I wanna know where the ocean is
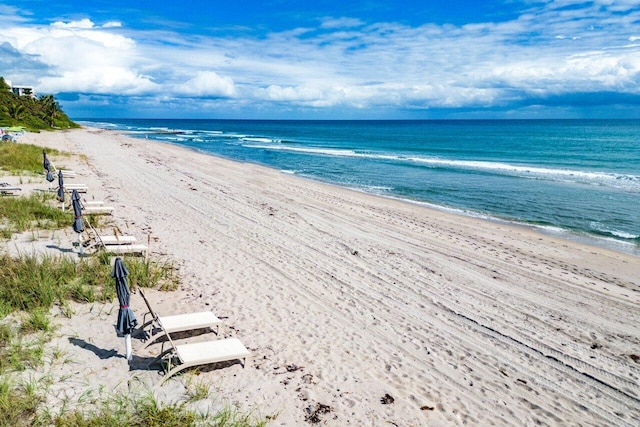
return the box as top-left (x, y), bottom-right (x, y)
top-left (79, 119), bottom-right (640, 256)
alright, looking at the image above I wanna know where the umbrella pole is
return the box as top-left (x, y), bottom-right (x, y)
top-left (125, 334), bottom-right (132, 360)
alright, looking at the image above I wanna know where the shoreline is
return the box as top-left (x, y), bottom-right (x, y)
top-left (8, 127), bottom-right (640, 425)
top-left (357, 190), bottom-right (640, 258)
top-left (101, 123), bottom-right (640, 258)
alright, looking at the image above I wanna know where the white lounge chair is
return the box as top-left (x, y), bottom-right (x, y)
top-left (151, 336), bottom-right (250, 386)
top-left (83, 221), bottom-right (137, 245)
top-left (80, 199), bottom-right (115, 215)
top-left (100, 235), bottom-right (137, 245)
top-left (56, 184), bottom-right (88, 194)
top-left (99, 244), bottom-right (149, 257)
top-left (81, 204), bottom-right (115, 215)
top-left (64, 183), bottom-right (88, 192)
top-left (83, 221), bottom-right (148, 258)
top-left (138, 289), bottom-right (222, 344)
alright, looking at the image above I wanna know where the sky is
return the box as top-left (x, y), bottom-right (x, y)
top-left (1, 0), bottom-right (639, 120)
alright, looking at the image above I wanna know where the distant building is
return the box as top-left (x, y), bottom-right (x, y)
top-left (4, 79), bottom-right (37, 98)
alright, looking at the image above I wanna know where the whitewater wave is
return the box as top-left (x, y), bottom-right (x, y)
top-left (590, 222), bottom-right (639, 240)
top-left (243, 144), bottom-right (639, 192)
top-left (241, 137), bottom-right (280, 143)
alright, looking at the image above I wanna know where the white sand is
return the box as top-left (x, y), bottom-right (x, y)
top-left (5, 128), bottom-right (640, 426)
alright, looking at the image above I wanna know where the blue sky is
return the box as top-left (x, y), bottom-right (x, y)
top-left (1, 0), bottom-right (639, 119)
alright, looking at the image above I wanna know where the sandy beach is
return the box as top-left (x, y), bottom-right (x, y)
top-left (5, 127), bottom-right (639, 426)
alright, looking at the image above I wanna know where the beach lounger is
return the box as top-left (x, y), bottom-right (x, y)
top-left (99, 235), bottom-right (137, 244)
top-left (76, 197), bottom-right (114, 215)
top-left (83, 221), bottom-right (148, 258)
top-left (55, 184), bottom-right (88, 194)
top-left (150, 335), bottom-right (250, 386)
top-left (50, 163), bottom-right (77, 178)
top-left (64, 183), bottom-right (88, 192)
top-left (98, 243), bottom-right (149, 257)
top-left (138, 289), bottom-right (222, 344)
top-left (109, 244), bottom-right (147, 255)
top-left (83, 221), bottom-right (138, 245)
top-left (0, 186), bottom-right (21, 195)
top-left (81, 204), bottom-right (115, 215)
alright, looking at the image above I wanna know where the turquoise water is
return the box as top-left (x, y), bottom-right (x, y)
top-left (80, 119), bottom-right (640, 256)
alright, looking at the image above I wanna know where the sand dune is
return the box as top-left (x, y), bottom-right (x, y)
top-left (10, 128), bottom-right (640, 426)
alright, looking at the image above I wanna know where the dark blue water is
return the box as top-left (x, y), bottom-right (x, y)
top-left (79, 119), bottom-right (640, 255)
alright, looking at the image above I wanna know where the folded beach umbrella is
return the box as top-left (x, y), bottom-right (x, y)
top-left (42, 149), bottom-right (50, 170)
top-left (56, 171), bottom-right (65, 206)
top-left (43, 151), bottom-right (54, 183)
top-left (112, 257), bottom-right (138, 360)
top-left (71, 190), bottom-right (84, 234)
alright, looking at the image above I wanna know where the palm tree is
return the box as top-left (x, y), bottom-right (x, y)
top-left (6, 102), bottom-right (25, 120)
top-left (39, 94), bottom-right (60, 127)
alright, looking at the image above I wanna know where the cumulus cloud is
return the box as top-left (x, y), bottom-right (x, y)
top-left (0, 17), bottom-right (148, 94)
top-left (51, 18), bottom-right (95, 29)
top-left (175, 71), bottom-right (237, 97)
top-left (40, 67), bottom-right (158, 95)
top-left (0, 41), bottom-right (46, 71)
top-left (254, 84), bottom-right (327, 106)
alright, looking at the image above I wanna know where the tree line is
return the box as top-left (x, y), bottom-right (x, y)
top-left (0, 77), bottom-right (78, 131)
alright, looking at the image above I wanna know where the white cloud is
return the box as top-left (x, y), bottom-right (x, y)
top-left (175, 71), bottom-right (236, 97)
top-left (39, 67), bottom-right (158, 95)
top-left (102, 21), bottom-right (122, 28)
top-left (51, 18), bottom-right (95, 29)
top-left (255, 84), bottom-right (325, 106)
top-left (0, 17), bottom-right (147, 95)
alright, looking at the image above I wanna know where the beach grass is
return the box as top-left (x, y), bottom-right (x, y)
top-left (0, 377), bottom-right (44, 427)
top-left (0, 328), bottom-right (45, 372)
top-left (0, 252), bottom-right (180, 318)
top-left (0, 192), bottom-right (71, 238)
top-left (21, 308), bottom-right (54, 334)
top-left (41, 387), bottom-right (267, 427)
top-left (0, 142), bottom-right (64, 175)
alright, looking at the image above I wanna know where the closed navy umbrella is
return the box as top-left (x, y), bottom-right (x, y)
top-left (112, 257), bottom-right (137, 360)
top-left (56, 171), bottom-right (64, 204)
top-left (71, 190), bottom-right (84, 234)
top-left (43, 150), bottom-right (54, 183)
top-left (42, 149), bottom-right (50, 170)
